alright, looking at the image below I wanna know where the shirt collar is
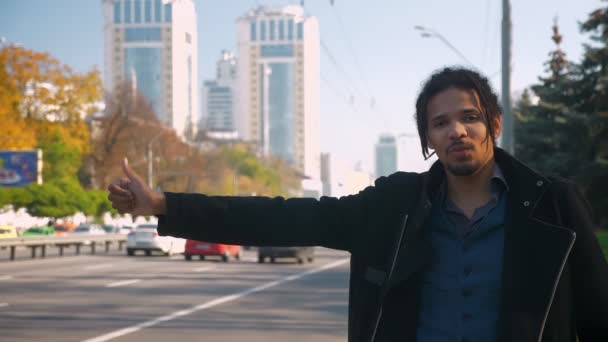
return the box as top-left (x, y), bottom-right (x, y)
top-left (491, 163), bottom-right (509, 193)
top-left (436, 162), bottom-right (509, 204)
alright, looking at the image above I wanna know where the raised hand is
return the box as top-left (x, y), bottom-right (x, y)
top-left (107, 158), bottom-right (165, 216)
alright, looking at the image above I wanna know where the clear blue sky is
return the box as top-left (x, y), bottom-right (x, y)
top-left (0, 0), bottom-right (602, 178)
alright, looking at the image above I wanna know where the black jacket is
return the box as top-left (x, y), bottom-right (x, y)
top-left (158, 148), bottom-right (608, 341)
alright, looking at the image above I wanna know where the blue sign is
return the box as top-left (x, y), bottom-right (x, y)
top-left (0, 150), bottom-right (41, 187)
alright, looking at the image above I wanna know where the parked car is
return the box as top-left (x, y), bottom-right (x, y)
top-left (53, 222), bottom-right (76, 235)
top-left (52, 223), bottom-right (76, 236)
top-left (102, 224), bottom-right (132, 235)
top-left (70, 224), bottom-right (106, 245)
top-left (0, 224), bottom-right (17, 239)
top-left (184, 239), bottom-right (241, 262)
top-left (70, 224), bottom-right (106, 235)
top-left (126, 223), bottom-right (185, 256)
top-left (257, 246), bottom-right (315, 264)
top-left (22, 226), bottom-right (56, 236)
top-left (52, 225), bottom-right (71, 236)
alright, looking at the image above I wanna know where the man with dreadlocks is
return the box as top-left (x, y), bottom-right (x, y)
top-left (108, 67), bottom-right (608, 342)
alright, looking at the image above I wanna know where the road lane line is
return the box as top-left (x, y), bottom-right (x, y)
top-left (0, 303), bottom-right (9, 308)
top-left (82, 257), bottom-right (350, 342)
top-left (84, 264), bottom-right (114, 271)
top-left (105, 279), bottom-right (141, 288)
top-left (0, 275), bottom-right (13, 281)
top-left (193, 266), bottom-right (216, 272)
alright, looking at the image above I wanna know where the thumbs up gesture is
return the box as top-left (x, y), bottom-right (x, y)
top-left (107, 158), bottom-right (166, 216)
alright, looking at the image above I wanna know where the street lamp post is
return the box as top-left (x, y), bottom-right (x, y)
top-left (414, 26), bottom-right (474, 67)
top-left (147, 129), bottom-right (167, 190)
top-left (122, 115), bottom-right (170, 190)
top-left (501, 0), bottom-right (514, 154)
top-left (262, 65), bottom-right (272, 156)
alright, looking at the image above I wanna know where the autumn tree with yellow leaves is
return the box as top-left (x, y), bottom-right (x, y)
top-left (0, 44), bottom-right (102, 155)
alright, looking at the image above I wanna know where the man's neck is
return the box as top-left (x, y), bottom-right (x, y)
top-left (445, 158), bottom-right (496, 217)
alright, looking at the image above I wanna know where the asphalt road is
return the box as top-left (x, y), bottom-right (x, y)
top-left (0, 247), bottom-right (351, 342)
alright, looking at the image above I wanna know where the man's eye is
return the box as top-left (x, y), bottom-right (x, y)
top-left (464, 115), bottom-right (480, 122)
top-left (433, 120), bottom-right (446, 128)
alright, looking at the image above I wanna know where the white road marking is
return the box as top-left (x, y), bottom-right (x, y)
top-left (193, 266), bottom-right (215, 272)
top-left (105, 279), bottom-right (141, 288)
top-left (82, 257), bottom-right (350, 342)
top-left (84, 264), bottom-right (114, 271)
top-left (0, 303), bottom-right (9, 308)
top-left (0, 275), bottom-right (13, 281)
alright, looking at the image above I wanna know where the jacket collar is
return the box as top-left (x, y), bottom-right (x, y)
top-left (386, 148), bottom-right (576, 341)
top-left (421, 147), bottom-right (549, 210)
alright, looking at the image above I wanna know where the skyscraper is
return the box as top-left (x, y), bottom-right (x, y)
top-left (375, 134), bottom-right (398, 178)
top-left (201, 51), bottom-right (237, 132)
top-left (235, 5), bottom-right (321, 187)
top-left (102, 0), bottom-right (198, 138)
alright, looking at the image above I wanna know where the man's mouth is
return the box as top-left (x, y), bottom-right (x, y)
top-left (448, 144), bottom-right (473, 153)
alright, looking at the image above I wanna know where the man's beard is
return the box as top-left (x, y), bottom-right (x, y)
top-left (446, 160), bottom-right (482, 176)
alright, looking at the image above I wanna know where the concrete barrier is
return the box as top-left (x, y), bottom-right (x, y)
top-left (0, 234), bottom-right (127, 261)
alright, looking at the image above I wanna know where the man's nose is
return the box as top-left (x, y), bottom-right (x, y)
top-left (447, 121), bottom-right (467, 140)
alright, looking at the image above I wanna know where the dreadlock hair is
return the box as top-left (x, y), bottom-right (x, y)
top-left (415, 67), bottom-right (503, 160)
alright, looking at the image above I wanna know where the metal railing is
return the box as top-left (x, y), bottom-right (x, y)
top-left (0, 234), bottom-right (127, 261)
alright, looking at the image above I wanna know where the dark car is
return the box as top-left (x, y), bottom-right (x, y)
top-left (257, 246), bottom-right (315, 264)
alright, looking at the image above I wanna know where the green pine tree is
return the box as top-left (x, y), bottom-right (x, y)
top-left (575, 3), bottom-right (608, 225)
top-left (515, 18), bottom-right (587, 178)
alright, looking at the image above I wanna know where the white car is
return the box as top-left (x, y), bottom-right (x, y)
top-left (126, 224), bottom-right (185, 256)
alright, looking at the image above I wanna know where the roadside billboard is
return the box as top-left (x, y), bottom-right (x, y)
top-left (0, 150), bottom-right (43, 187)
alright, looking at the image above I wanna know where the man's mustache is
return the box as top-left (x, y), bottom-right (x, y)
top-left (447, 141), bottom-right (474, 152)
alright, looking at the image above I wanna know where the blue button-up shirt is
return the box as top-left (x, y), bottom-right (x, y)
top-left (416, 164), bottom-right (508, 342)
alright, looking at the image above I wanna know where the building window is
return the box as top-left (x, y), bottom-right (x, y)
top-left (250, 21), bottom-right (257, 41)
top-left (113, 1), bottom-right (121, 23)
top-left (164, 3), bottom-right (172, 22)
top-left (144, 0), bottom-right (152, 22)
top-left (261, 45), bottom-right (294, 57)
top-left (154, 0), bottom-right (161, 22)
top-left (260, 21), bottom-right (266, 41)
top-left (297, 22), bottom-right (303, 40)
top-left (134, 0), bottom-right (142, 23)
top-left (269, 20), bottom-right (275, 40)
top-left (185, 32), bottom-right (191, 44)
top-left (124, 47), bottom-right (163, 117)
top-left (278, 20), bottom-right (285, 40)
top-left (288, 19), bottom-right (294, 40)
top-left (124, 0), bottom-right (132, 23)
top-left (125, 27), bottom-right (162, 41)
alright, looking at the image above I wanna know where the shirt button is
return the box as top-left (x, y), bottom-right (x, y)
top-left (462, 313), bottom-right (472, 321)
top-left (523, 200), bottom-right (530, 207)
top-left (462, 289), bottom-right (472, 298)
top-left (462, 338), bottom-right (470, 342)
top-left (536, 180), bottom-right (543, 186)
top-left (464, 267), bottom-right (472, 277)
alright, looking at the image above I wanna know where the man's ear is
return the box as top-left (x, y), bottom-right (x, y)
top-left (494, 115), bottom-right (503, 139)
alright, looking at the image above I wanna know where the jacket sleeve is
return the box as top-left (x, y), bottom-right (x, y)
top-left (561, 182), bottom-right (608, 341)
top-left (156, 187), bottom-right (375, 252)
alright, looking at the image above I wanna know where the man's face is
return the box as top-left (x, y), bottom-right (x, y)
top-left (426, 87), bottom-right (501, 176)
